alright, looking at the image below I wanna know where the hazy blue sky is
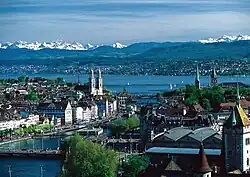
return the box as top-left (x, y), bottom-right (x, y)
top-left (0, 0), bottom-right (250, 44)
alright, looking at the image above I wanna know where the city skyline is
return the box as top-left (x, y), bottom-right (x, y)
top-left (0, 0), bottom-right (250, 44)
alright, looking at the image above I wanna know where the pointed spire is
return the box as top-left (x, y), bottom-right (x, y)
top-left (90, 69), bottom-right (94, 79)
top-left (195, 64), bottom-right (200, 89)
top-left (98, 68), bottom-right (102, 78)
top-left (236, 82), bottom-right (240, 107)
top-left (197, 142), bottom-right (212, 173)
top-left (212, 67), bottom-right (216, 77)
top-left (196, 64), bottom-right (200, 81)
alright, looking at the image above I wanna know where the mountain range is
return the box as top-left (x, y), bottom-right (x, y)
top-left (0, 35), bottom-right (250, 63)
top-left (1, 35), bottom-right (249, 51)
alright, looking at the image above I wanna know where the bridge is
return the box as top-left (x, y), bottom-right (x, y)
top-left (0, 149), bottom-right (63, 159)
top-left (33, 116), bottom-right (119, 137)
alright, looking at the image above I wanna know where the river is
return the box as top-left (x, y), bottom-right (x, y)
top-left (0, 137), bottom-right (61, 177)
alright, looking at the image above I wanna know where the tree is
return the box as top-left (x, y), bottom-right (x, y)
top-left (18, 75), bottom-right (25, 83)
top-left (122, 155), bottom-right (149, 177)
top-left (184, 96), bottom-right (197, 105)
top-left (61, 134), bottom-right (118, 177)
top-left (202, 98), bottom-right (211, 112)
top-left (56, 77), bottom-right (65, 84)
top-left (27, 89), bottom-right (39, 101)
top-left (127, 115), bottom-right (140, 130)
top-left (25, 77), bottom-right (29, 84)
top-left (110, 116), bottom-right (140, 135)
top-left (156, 92), bottom-right (163, 101)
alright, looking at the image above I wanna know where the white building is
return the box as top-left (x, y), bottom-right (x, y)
top-left (0, 114), bottom-right (40, 130)
top-left (89, 69), bottom-right (103, 96)
top-left (76, 107), bottom-right (84, 121)
top-left (64, 102), bottom-right (73, 124)
top-left (75, 104), bottom-right (98, 122)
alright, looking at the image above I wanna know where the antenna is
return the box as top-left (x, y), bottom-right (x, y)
top-left (8, 165), bottom-right (12, 177)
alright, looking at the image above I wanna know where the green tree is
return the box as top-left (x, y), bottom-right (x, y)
top-left (184, 96), bottom-right (197, 105)
top-left (156, 92), bottom-right (163, 101)
top-left (25, 77), bottom-right (29, 84)
top-left (184, 84), bottom-right (197, 98)
top-left (27, 89), bottom-right (39, 101)
top-left (123, 155), bottom-right (149, 177)
top-left (18, 75), bottom-right (25, 83)
top-left (110, 115), bottom-right (140, 135)
top-left (61, 134), bottom-right (118, 177)
top-left (202, 98), bottom-right (211, 111)
top-left (127, 115), bottom-right (140, 130)
top-left (56, 77), bottom-right (65, 84)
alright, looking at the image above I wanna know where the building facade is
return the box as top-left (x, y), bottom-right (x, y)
top-left (223, 86), bottom-right (250, 173)
top-left (89, 69), bottom-right (103, 96)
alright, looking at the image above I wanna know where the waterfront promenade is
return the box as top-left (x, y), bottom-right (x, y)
top-left (0, 137), bottom-right (31, 146)
top-left (0, 149), bottom-right (63, 160)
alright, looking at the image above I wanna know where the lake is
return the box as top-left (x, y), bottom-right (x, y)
top-left (0, 74), bottom-right (249, 94)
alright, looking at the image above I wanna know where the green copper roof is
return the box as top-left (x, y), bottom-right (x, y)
top-left (225, 105), bottom-right (250, 128)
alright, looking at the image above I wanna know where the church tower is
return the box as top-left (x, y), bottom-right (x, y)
top-left (195, 143), bottom-right (212, 177)
top-left (96, 69), bottom-right (103, 95)
top-left (223, 83), bottom-right (250, 173)
top-left (210, 68), bottom-right (217, 87)
top-left (89, 69), bottom-right (96, 95)
top-left (195, 65), bottom-right (200, 89)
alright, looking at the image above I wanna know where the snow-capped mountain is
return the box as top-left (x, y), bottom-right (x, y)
top-left (1, 35), bottom-right (249, 51)
top-left (112, 42), bottom-right (127, 49)
top-left (199, 34), bottom-right (250, 44)
top-left (0, 41), bottom-right (127, 50)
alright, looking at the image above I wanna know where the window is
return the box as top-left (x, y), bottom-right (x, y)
top-left (247, 158), bottom-right (249, 166)
top-left (229, 151), bottom-right (232, 156)
top-left (246, 138), bottom-right (250, 145)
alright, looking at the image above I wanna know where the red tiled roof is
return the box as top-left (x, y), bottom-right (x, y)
top-left (220, 99), bottom-right (250, 108)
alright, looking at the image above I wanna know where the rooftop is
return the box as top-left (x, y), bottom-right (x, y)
top-left (146, 147), bottom-right (221, 156)
top-left (153, 126), bottom-right (221, 142)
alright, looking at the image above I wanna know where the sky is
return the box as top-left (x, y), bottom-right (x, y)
top-left (0, 0), bottom-right (250, 44)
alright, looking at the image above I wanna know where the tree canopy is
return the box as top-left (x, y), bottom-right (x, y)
top-left (162, 84), bottom-right (250, 111)
top-left (122, 155), bottom-right (149, 177)
top-left (27, 87), bottom-right (39, 101)
top-left (110, 115), bottom-right (140, 135)
top-left (61, 134), bottom-right (118, 177)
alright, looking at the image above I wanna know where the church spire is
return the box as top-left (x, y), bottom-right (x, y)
top-left (89, 69), bottom-right (96, 95)
top-left (195, 64), bottom-right (200, 89)
top-left (210, 67), bottom-right (217, 87)
top-left (197, 142), bottom-right (212, 173)
top-left (98, 68), bottom-right (102, 79)
top-left (90, 69), bottom-right (94, 79)
top-left (96, 68), bottom-right (103, 95)
top-left (236, 82), bottom-right (240, 107)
